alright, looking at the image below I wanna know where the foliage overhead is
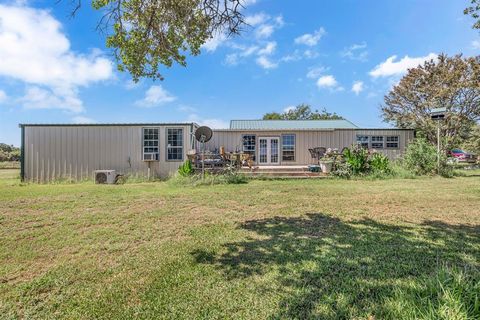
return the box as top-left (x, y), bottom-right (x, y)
top-left (464, 0), bottom-right (480, 30)
top-left (71, 0), bottom-right (245, 81)
top-left (462, 123), bottom-right (480, 154)
top-left (263, 104), bottom-right (344, 120)
top-left (381, 54), bottom-right (480, 150)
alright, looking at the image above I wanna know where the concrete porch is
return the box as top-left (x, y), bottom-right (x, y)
top-left (239, 165), bottom-right (327, 178)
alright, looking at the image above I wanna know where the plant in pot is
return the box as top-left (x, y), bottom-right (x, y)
top-left (319, 149), bottom-right (336, 173)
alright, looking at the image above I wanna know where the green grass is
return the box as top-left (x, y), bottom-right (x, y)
top-left (0, 169), bottom-right (479, 319)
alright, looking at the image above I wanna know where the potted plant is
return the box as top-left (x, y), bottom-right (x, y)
top-left (318, 158), bottom-right (332, 173)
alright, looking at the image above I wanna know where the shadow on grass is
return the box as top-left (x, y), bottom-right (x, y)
top-left (192, 213), bottom-right (479, 319)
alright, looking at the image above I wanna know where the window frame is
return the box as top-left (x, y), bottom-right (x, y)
top-left (281, 134), bottom-right (296, 162)
top-left (142, 127), bottom-right (160, 161)
top-left (385, 135), bottom-right (400, 149)
top-left (242, 134), bottom-right (256, 161)
top-left (356, 135), bottom-right (370, 149)
top-left (371, 136), bottom-right (385, 149)
top-left (165, 127), bottom-right (184, 161)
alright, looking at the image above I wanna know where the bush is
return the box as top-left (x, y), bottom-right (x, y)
top-left (331, 162), bottom-right (353, 179)
top-left (342, 145), bottom-right (370, 175)
top-left (370, 153), bottom-right (392, 174)
top-left (178, 159), bottom-right (194, 177)
top-left (402, 137), bottom-right (453, 176)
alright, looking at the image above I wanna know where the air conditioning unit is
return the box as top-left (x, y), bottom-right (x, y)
top-left (94, 170), bottom-right (117, 184)
top-left (143, 153), bottom-right (159, 161)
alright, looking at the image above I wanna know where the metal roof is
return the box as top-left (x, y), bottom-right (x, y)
top-left (19, 122), bottom-right (197, 128)
top-left (230, 119), bottom-right (358, 130)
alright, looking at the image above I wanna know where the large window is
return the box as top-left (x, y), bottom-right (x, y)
top-left (356, 135), bottom-right (369, 148)
top-left (386, 136), bottom-right (399, 148)
top-left (166, 128), bottom-right (184, 161)
top-left (242, 135), bottom-right (256, 161)
top-left (356, 135), bottom-right (400, 149)
top-left (143, 128), bottom-right (159, 161)
top-left (282, 134), bottom-right (295, 161)
top-left (371, 136), bottom-right (384, 149)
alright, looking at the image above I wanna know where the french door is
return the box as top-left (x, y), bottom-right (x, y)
top-left (258, 137), bottom-right (280, 165)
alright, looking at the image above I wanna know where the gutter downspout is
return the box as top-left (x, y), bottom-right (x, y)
top-left (20, 125), bottom-right (25, 182)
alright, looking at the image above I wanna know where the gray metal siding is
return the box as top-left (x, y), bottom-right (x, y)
top-left (23, 125), bottom-right (192, 182)
top-left (208, 129), bottom-right (414, 165)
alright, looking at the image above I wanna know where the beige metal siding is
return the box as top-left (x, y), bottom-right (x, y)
top-left (24, 125), bottom-right (192, 182)
top-left (208, 129), bottom-right (414, 165)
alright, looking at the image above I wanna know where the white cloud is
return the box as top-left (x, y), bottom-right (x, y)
top-left (72, 116), bottom-right (96, 124)
top-left (20, 86), bottom-right (83, 112)
top-left (255, 24), bottom-right (275, 39)
top-left (245, 13), bottom-right (269, 26)
top-left (256, 56), bottom-right (277, 69)
top-left (351, 81), bottom-right (364, 95)
top-left (294, 27), bottom-right (326, 46)
top-left (472, 40), bottom-right (480, 50)
top-left (258, 41), bottom-right (276, 55)
top-left (0, 4), bottom-right (113, 113)
top-left (187, 114), bottom-right (228, 129)
top-left (283, 105), bottom-right (295, 112)
top-left (135, 85), bottom-right (176, 107)
top-left (316, 75), bottom-right (344, 91)
top-left (0, 89), bottom-right (7, 103)
top-left (306, 66), bottom-right (327, 79)
top-left (202, 32), bottom-right (227, 52)
top-left (341, 42), bottom-right (368, 62)
top-left (369, 53), bottom-right (437, 78)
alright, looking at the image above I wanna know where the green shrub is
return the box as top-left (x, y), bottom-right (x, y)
top-left (402, 138), bottom-right (438, 175)
top-left (342, 144), bottom-right (370, 175)
top-left (370, 152), bottom-right (392, 174)
top-left (178, 159), bottom-right (194, 177)
top-left (331, 162), bottom-right (353, 179)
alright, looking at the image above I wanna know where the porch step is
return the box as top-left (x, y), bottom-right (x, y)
top-left (240, 170), bottom-right (326, 178)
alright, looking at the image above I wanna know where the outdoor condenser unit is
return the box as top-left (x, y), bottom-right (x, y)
top-left (94, 170), bottom-right (117, 184)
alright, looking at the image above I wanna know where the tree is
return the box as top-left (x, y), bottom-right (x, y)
top-left (381, 54), bottom-right (480, 150)
top-left (262, 104), bottom-right (344, 120)
top-left (462, 123), bottom-right (480, 154)
top-left (465, 0), bottom-right (480, 30)
top-left (71, 0), bottom-right (245, 81)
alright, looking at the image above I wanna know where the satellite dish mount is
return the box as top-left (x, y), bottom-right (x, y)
top-left (194, 126), bottom-right (213, 179)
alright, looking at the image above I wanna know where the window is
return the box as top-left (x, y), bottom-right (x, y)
top-left (143, 128), bottom-right (159, 161)
top-left (371, 136), bottom-right (384, 149)
top-left (282, 134), bottom-right (295, 161)
top-left (166, 128), bottom-right (184, 161)
top-left (386, 136), bottom-right (399, 148)
top-left (356, 135), bottom-right (369, 148)
top-left (242, 135), bottom-right (256, 161)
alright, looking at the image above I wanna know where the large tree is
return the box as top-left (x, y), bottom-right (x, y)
top-left (382, 54), bottom-right (480, 149)
top-left (263, 104), bottom-right (344, 120)
top-left (70, 0), bottom-right (245, 81)
top-left (465, 0), bottom-right (480, 30)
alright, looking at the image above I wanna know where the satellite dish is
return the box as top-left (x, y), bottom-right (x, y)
top-left (195, 126), bottom-right (213, 143)
top-left (195, 126), bottom-right (213, 180)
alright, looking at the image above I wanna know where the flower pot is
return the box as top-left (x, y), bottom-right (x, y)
top-left (319, 161), bottom-right (333, 173)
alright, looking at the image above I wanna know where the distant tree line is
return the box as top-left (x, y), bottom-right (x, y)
top-left (0, 143), bottom-right (20, 162)
top-left (263, 104), bottom-right (344, 120)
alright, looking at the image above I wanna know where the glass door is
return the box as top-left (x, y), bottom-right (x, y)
top-left (258, 137), bottom-right (279, 165)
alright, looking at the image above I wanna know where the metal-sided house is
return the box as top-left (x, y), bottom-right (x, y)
top-left (19, 120), bottom-right (415, 182)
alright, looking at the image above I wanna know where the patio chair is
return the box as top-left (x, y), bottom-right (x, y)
top-left (308, 148), bottom-right (318, 164)
top-left (314, 147), bottom-right (327, 158)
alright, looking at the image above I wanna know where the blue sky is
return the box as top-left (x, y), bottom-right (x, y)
top-left (1, 0), bottom-right (479, 145)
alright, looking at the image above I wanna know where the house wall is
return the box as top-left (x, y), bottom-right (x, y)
top-left (22, 124), bottom-right (195, 182)
top-left (207, 129), bottom-right (414, 165)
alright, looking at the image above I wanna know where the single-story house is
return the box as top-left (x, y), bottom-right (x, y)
top-left (19, 120), bottom-right (414, 182)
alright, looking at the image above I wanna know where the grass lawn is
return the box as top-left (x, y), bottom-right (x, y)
top-left (0, 169), bottom-right (479, 319)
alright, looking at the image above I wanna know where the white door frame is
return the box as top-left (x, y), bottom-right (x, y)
top-left (258, 137), bottom-right (280, 165)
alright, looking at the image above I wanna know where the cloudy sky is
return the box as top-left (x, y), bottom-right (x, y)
top-left (0, 0), bottom-right (479, 145)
